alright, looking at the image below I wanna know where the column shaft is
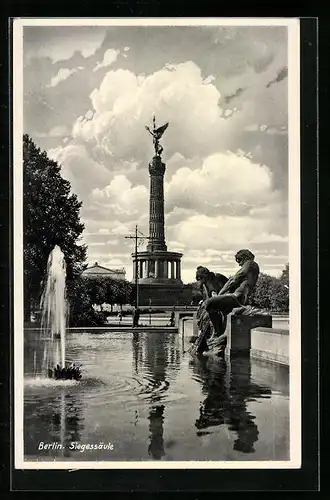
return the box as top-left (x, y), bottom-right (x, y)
top-left (171, 261), bottom-right (175, 279)
top-left (139, 260), bottom-right (144, 279)
top-left (147, 157), bottom-right (167, 252)
top-left (175, 261), bottom-right (181, 280)
top-left (164, 261), bottom-right (168, 278)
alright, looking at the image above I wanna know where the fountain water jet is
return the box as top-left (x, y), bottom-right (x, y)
top-left (40, 245), bottom-right (81, 380)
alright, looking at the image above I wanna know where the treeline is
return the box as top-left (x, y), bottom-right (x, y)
top-left (248, 271), bottom-right (289, 313)
top-left (66, 276), bottom-right (133, 326)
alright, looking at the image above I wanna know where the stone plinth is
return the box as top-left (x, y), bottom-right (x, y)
top-left (225, 314), bottom-right (272, 357)
top-left (251, 327), bottom-right (289, 365)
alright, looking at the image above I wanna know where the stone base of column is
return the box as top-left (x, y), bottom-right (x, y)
top-left (133, 250), bottom-right (183, 284)
top-left (135, 282), bottom-right (192, 307)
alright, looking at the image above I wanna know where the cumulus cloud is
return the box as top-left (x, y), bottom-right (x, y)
top-left (72, 61), bottom-right (228, 162)
top-left (72, 52), bottom-right (288, 173)
top-left (171, 212), bottom-right (284, 252)
top-left (46, 67), bottom-right (83, 88)
top-left (48, 143), bottom-right (111, 200)
top-left (90, 174), bottom-right (148, 217)
top-left (93, 48), bottom-right (119, 72)
top-left (165, 151), bottom-right (278, 216)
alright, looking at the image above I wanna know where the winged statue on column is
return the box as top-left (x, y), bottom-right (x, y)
top-left (145, 115), bottom-right (169, 157)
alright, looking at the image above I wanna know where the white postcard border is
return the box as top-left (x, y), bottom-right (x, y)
top-left (13, 17), bottom-right (301, 470)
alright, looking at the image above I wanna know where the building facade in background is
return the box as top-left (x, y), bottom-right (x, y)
top-left (82, 262), bottom-right (126, 281)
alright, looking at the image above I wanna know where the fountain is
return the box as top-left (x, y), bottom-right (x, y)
top-left (40, 245), bottom-right (82, 381)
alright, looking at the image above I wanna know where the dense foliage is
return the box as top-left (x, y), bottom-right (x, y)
top-left (248, 265), bottom-right (289, 312)
top-left (67, 276), bottom-right (133, 326)
top-left (23, 135), bottom-right (87, 320)
top-left (189, 281), bottom-right (204, 304)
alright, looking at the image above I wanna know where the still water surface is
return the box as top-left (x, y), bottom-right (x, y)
top-left (24, 328), bottom-right (289, 462)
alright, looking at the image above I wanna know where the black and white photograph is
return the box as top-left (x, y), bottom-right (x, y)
top-left (13, 18), bottom-right (301, 468)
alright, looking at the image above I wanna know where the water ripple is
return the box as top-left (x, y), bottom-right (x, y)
top-left (24, 377), bottom-right (79, 388)
top-left (24, 370), bottom-right (185, 408)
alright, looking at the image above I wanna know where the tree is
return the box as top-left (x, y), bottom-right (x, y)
top-left (81, 276), bottom-right (132, 311)
top-left (187, 281), bottom-right (203, 305)
top-left (23, 134), bottom-right (87, 321)
top-left (249, 271), bottom-right (289, 313)
top-left (66, 277), bottom-right (104, 327)
top-left (269, 279), bottom-right (289, 312)
top-left (280, 263), bottom-right (289, 287)
top-left (113, 279), bottom-right (133, 309)
top-left (249, 273), bottom-right (273, 310)
top-left (104, 277), bottom-right (120, 311)
top-left (83, 276), bottom-right (108, 310)
top-left (71, 275), bottom-right (133, 319)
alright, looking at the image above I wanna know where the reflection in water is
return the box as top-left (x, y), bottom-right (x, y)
top-left (25, 389), bottom-right (84, 458)
top-left (61, 393), bottom-right (84, 456)
top-left (191, 356), bottom-right (271, 453)
top-left (132, 332), bottom-right (180, 460)
top-left (24, 330), bottom-right (289, 461)
top-left (132, 331), bottom-right (141, 374)
top-left (148, 405), bottom-right (165, 460)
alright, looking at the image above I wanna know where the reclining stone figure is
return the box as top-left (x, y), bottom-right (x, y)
top-left (191, 249), bottom-right (261, 356)
top-left (189, 267), bottom-right (228, 345)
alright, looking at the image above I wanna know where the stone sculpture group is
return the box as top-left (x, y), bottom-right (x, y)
top-left (190, 249), bottom-right (268, 357)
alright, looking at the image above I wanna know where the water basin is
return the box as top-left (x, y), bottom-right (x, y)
top-left (24, 329), bottom-right (290, 462)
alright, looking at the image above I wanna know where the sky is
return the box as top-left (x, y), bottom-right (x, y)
top-left (23, 22), bottom-right (290, 283)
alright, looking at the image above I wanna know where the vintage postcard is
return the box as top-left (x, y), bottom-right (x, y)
top-left (13, 17), bottom-right (301, 470)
